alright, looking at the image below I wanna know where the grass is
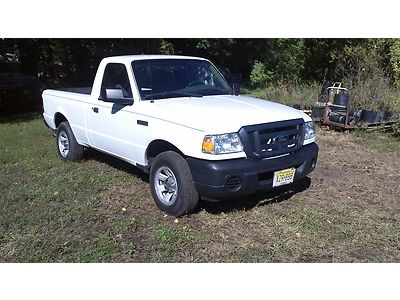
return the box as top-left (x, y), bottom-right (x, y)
top-left (246, 81), bottom-right (400, 118)
top-left (245, 82), bottom-right (321, 106)
top-left (1, 115), bottom-right (400, 262)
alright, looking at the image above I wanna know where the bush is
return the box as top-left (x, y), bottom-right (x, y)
top-left (344, 73), bottom-right (397, 111)
top-left (249, 60), bottom-right (270, 87)
top-left (331, 40), bottom-right (400, 113)
top-left (389, 40), bottom-right (400, 87)
top-left (249, 39), bottom-right (306, 88)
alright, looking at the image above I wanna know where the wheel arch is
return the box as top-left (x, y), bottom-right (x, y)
top-left (54, 112), bottom-right (68, 128)
top-left (146, 139), bottom-right (185, 167)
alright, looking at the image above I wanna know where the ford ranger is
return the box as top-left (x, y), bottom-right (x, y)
top-left (42, 55), bottom-right (318, 216)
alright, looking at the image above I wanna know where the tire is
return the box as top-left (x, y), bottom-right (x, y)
top-left (333, 93), bottom-right (349, 106)
top-left (149, 151), bottom-right (199, 216)
top-left (311, 107), bottom-right (324, 118)
top-left (361, 110), bottom-right (378, 123)
top-left (56, 121), bottom-right (84, 161)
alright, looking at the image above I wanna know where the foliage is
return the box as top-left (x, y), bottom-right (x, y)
top-left (389, 39), bottom-right (400, 86)
top-left (2, 38), bottom-right (400, 85)
top-left (323, 39), bottom-right (400, 113)
top-left (249, 60), bottom-right (270, 87)
top-left (267, 38), bottom-right (306, 83)
top-left (330, 40), bottom-right (380, 81)
top-left (159, 40), bottom-right (175, 55)
top-left (346, 75), bottom-right (397, 111)
top-left (248, 39), bottom-right (306, 87)
top-left (2, 38), bottom-right (400, 120)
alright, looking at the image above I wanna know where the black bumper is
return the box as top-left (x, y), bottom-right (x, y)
top-left (186, 143), bottom-right (318, 199)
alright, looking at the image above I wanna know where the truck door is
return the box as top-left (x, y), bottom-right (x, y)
top-left (87, 63), bottom-right (137, 163)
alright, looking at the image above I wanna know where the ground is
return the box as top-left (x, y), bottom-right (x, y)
top-left (0, 116), bottom-right (399, 262)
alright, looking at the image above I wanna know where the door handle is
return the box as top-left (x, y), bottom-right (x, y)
top-left (92, 107), bottom-right (99, 113)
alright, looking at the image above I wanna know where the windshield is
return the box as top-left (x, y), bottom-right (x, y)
top-left (131, 59), bottom-right (233, 100)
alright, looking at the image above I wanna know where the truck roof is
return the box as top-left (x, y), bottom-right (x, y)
top-left (102, 55), bottom-right (209, 64)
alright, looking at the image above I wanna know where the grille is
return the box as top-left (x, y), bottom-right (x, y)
top-left (225, 176), bottom-right (241, 190)
top-left (239, 119), bottom-right (304, 159)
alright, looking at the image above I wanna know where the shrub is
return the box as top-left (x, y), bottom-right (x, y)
top-left (343, 73), bottom-right (397, 111)
top-left (249, 60), bottom-right (270, 87)
top-left (389, 39), bottom-right (400, 87)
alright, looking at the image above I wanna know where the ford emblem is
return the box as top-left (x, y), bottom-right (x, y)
top-left (273, 134), bottom-right (288, 144)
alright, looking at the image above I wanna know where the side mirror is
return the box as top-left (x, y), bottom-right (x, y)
top-left (106, 88), bottom-right (124, 100)
top-left (102, 88), bottom-right (133, 105)
top-left (231, 75), bottom-right (241, 96)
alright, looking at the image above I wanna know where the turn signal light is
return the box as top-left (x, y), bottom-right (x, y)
top-left (202, 137), bottom-right (214, 154)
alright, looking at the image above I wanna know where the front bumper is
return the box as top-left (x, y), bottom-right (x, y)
top-left (186, 143), bottom-right (318, 199)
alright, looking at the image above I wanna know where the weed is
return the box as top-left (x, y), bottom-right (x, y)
top-left (249, 82), bottom-right (321, 106)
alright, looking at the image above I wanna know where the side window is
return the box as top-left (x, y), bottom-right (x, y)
top-left (100, 63), bottom-right (133, 100)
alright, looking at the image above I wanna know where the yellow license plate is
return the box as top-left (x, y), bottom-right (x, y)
top-left (273, 168), bottom-right (296, 187)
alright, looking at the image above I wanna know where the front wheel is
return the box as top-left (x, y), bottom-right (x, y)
top-left (149, 151), bottom-right (199, 216)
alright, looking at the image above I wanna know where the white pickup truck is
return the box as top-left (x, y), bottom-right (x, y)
top-left (43, 55), bottom-right (318, 216)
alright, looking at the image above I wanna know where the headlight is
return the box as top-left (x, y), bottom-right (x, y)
top-left (304, 121), bottom-right (316, 140)
top-left (202, 133), bottom-right (243, 154)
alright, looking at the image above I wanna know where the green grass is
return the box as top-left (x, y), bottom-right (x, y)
top-left (153, 226), bottom-right (210, 262)
top-left (0, 117), bottom-right (213, 262)
top-left (0, 116), bottom-right (137, 262)
top-left (245, 82), bottom-right (321, 106)
top-left (1, 115), bottom-right (400, 262)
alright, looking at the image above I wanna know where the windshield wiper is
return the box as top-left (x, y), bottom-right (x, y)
top-left (143, 91), bottom-right (203, 100)
top-left (195, 87), bottom-right (231, 96)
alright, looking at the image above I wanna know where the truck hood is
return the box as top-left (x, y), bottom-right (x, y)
top-left (143, 94), bottom-right (312, 133)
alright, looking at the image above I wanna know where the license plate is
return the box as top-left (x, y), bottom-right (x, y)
top-left (273, 168), bottom-right (296, 187)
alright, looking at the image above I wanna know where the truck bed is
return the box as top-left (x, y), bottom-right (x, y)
top-left (57, 87), bottom-right (92, 95)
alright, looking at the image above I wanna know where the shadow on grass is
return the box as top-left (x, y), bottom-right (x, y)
top-left (81, 147), bottom-right (311, 215)
top-left (197, 177), bottom-right (311, 214)
top-left (82, 148), bottom-right (149, 183)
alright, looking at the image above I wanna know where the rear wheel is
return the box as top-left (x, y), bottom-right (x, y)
top-left (149, 151), bottom-right (199, 216)
top-left (56, 121), bottom-right (84, 161)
